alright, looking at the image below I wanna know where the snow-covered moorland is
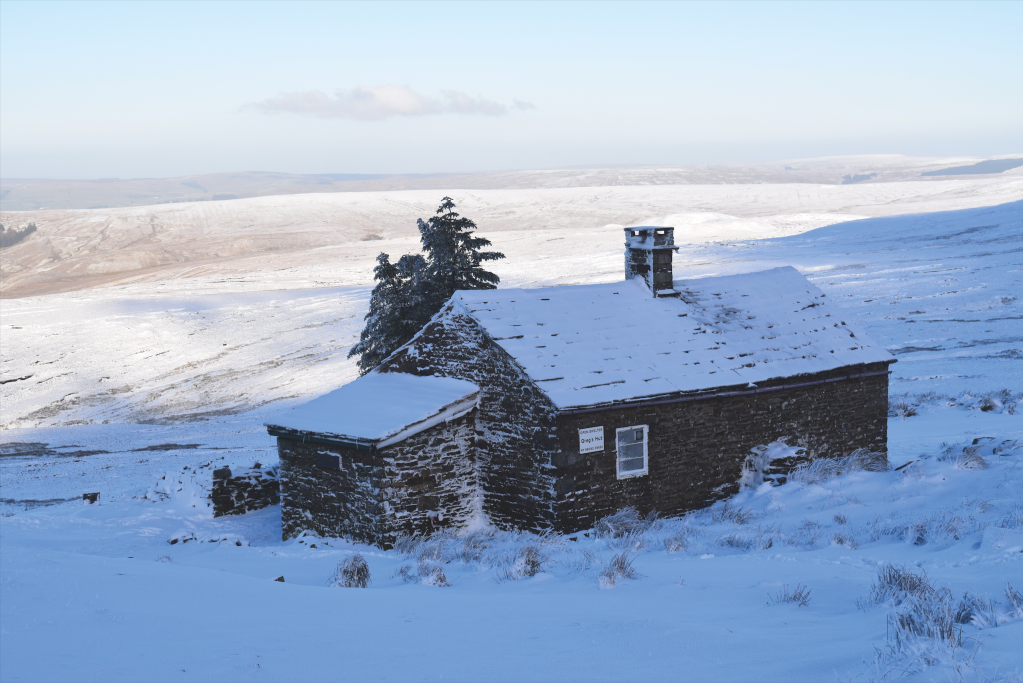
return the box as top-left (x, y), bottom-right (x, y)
top-left (1, 197), bottom-right (1022, 682)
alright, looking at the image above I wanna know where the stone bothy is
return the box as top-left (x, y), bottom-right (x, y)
top-left (267, 226), bottom-right (895, 547)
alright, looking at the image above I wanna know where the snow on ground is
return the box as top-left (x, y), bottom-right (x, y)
top-left (3, 200), bottom-right (1019, 429)
top-left (675, 200), bottom-right (1023, 398)
top-left (2, 172), bottom-right (1020, 298)
top-left (5, 154), bottom-right (1017, 211)
top-left (1, 408), bottom-right (1021, 682)
top-left (1, 287), bottom-right (369, 429)
top-left (1, 189), bottom-right (1022, 681)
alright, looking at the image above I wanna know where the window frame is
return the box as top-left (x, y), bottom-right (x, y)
top-left (615, 424), bottom-right (649, 479)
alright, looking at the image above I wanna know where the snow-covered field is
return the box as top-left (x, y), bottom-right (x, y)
top-left (1, 184), bottom-right (1022, 681)
top-left (2, 170), bottom-right (1021, 298)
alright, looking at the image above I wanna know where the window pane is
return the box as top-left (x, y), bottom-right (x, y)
top-left (617, 426), bottom-right (647, 475)
top-left (620, 442), bottom-right (643, 459)
top-left (620, 457), bottom-right (645, 472)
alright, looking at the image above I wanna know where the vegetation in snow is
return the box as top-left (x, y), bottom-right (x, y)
top-left (0, 222), bottom-right (37, 248)
top-left (329, 553), bottom-right (371, 588)
top-left (888, 388), bottom-right (1021, 419)
top-left (862, 563), bottom-right (1023, 677)
top-left (348, 197), bottom-right (504, 374)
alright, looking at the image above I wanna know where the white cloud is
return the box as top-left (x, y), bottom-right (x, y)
top-left (440, 90), bottom-right (508, 116)
top-left (248, 85), bottom-right (533, 121)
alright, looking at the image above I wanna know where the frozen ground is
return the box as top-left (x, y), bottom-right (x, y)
top-left (2, 200), bottom-right (1019, 429)
top-left (1, 409), bottom-right (1021, 682)
top-left (1, 184), bottom-right (1022, 681)
top-left (3, 154), bottom-right (1020, 211)
top-left (2, 167), bottom-right (1020, 298)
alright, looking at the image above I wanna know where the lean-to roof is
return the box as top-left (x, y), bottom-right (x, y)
top-left (266, 372), bottom-right (478, 447)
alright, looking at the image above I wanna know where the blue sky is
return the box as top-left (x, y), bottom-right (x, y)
top-left (1, 0), bottom-right (1020, 178)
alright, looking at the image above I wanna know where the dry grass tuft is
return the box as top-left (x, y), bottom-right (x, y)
top-left (711, 501), bottom-right (756, 525)
top-left (595, 507), bottom-right (657, 538)
top-left (767, 583), bottom-right (811, 607)
top-left (862, 564), bottom-right (934, 608)
top-left (938, 444), bottom-right (989, 470)
top-left (330, 553), bottom-right (371, 588)
top-left (790, 449), bottom-right (889, 485)
top-left (888, 398), bottom-right (919, 418)
top-left (598, 552), bottom-right (642, 588)
top-left (832, 532), bottom-right (858, 549)
top-left (663, 524), bottom-right (698, 553)
top-left (1000, 502), bottom-right (1023, 529)
top-left (417, 561), bottom-right (450, 587)
top-left (497, 543), bottom-right (548, 581)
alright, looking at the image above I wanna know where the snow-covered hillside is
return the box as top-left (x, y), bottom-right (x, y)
top-left (2, 172), bottom-right (1020, 298)
top-left (1, 197), bottom-right (1021, 682)
top-left (2, 201), bottom-right (1019, 429)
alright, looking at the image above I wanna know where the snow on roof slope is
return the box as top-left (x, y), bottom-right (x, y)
top-left (267, 372), bottom-right (479, 445)
top-left (455, 266), bottom-right (894, 409)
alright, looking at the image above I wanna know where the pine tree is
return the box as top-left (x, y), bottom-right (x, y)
top-left (348, 252), bottom-right (427, 373)
top-left (417, 197), bottom-right (504, 310)
top-left (348, 198), bottom-right (504, 375)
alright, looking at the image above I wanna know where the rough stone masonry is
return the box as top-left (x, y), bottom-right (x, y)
top-left (268, 226), bottom-right (895, 546)
top-left (211, 463), bottom-right (280, 517)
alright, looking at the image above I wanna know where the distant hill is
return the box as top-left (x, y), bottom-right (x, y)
top-left (920, 158), bottom-right (1023, 176)
top-left (2, 166), bottom-right (1020, 299)
top-left (3, 155), bottom-right (1017, 211)
top-left (0, 171), bottom-right (452, 211)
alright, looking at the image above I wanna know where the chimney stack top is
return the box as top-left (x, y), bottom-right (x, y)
top-left (624, 227), bottom-right (679, 297)
top-left (624, 226), bottom-right (675, 249)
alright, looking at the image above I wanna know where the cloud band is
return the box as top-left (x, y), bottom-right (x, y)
top-left (248, 85), bottom-right (533, 121)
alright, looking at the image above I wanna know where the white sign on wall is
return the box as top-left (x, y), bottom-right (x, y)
top-left (578, 426), bottom-right (604, 454)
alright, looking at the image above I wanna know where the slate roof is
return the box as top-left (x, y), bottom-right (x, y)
top-left (454, 266), bottom-right (894, 410)
top-left (266, 372), bottom-right (479, 447)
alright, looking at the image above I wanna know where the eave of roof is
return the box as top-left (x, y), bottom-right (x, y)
top-left (265, 372), bottom-right (479, 448)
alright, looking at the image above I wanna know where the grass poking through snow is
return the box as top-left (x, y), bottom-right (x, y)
top-left (767, 583), bottom-right (811, 607)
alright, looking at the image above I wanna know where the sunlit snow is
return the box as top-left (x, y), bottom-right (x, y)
top-left (1, 191), bottom-right (1021, 682)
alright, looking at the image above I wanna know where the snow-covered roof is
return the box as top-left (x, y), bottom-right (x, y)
top-left (455, 266), bottom-right (894, 410)
top-left (266, 372), bottom-right (479, 447)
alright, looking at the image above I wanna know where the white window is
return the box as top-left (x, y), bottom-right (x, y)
top-left (615, 425), bottom-right (648, 479)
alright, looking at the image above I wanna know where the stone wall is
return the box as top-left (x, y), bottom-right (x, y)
top-left (379, 409), bottom-right (479, 543)
top-left (278, 438), bottom-right (384, 542)
top-left (275, 299), bottom-right (891, 541)
top-left (211, 463), bottom-right (279, 517)
top-left (552, 362), bottom-right (891, 533)
top-left (277, 408), bottom-right (479, 548)
top-left (380, 301), bottom-right (559, 533)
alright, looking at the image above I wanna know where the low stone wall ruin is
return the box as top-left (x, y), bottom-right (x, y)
top-left (211, 463), bottom-right (280, 517)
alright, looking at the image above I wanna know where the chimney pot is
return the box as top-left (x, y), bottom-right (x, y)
top-left (624, 226), bottom-right (679, 297)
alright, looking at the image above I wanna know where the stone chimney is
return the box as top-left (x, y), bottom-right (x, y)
top-left (624, 227), bottom-right (679, 297)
